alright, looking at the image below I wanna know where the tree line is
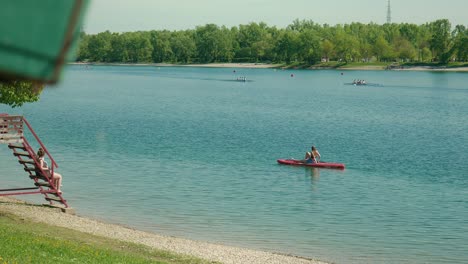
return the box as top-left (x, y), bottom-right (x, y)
top-left (77, 19), bottom-right (467, 65)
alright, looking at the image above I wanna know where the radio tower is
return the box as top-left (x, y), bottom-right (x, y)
top-left (386, 0), bottom-right (392, 24)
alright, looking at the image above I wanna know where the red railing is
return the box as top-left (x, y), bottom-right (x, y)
top-left (1, 114), bottom-right (57, 175)
top-left (0, 114), bottom-right (68, 207)
top-left (22, 117), bottom-right (58, 171)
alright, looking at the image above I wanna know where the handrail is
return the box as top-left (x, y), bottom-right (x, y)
top-left (21, 136), bottom-right (68, 207)
top-left (1, 114), bottom-right (68, 207)
top-left (22, 117), bottom-right (58, 169)
top-left (22, 137), bottom-right (55, 181)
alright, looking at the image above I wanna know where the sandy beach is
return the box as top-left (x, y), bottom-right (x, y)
top-left (72, 62), bottom-right (281, 69)
top-left (0, 197), bottom-right (328, 264)
top-left (71, 62), bottom-right (468, 72)
top-left (177, 63), bottom-right (282, 69)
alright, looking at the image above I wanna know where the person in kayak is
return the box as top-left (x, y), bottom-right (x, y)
top-left (304, 151), bottom-right (317, 164)
top-left (298, 146), bottom-right (318, 164)
top-left (293, 146), bottom-right (320, 164)
top-left (311, 146), bottom-right (321, 162)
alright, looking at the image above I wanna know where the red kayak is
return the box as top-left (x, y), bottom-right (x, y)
top-left (277, 159), bottom-right (345, 170)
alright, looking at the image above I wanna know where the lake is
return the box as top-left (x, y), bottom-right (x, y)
top-left (1, 65), bottom-right (467, 263)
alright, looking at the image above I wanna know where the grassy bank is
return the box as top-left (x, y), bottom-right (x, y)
top-left (400, 61), bottom-right (468, 68)
top-left (0, 211), bottom-right (216, 264)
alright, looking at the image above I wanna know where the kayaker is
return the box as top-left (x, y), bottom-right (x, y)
top-left (301, 146), bottom-right (317, 164)
top-left (311, 146), bottom-right (321, 162)
top-left (305, 152), bottom-right (317, 164)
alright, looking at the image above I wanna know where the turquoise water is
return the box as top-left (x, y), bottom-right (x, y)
top-left (1, 65), bottom-right (467, 263)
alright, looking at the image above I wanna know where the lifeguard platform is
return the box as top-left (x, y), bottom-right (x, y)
top-left (0, 114), bottom-right (73, 213)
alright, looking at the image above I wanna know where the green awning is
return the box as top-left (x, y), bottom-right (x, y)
top-left (0, 0), bottom-right (89, 84)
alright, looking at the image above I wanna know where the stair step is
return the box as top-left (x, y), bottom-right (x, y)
top-left (8, 144), bottom-right (26, 150)
top-left (2, 120), bottom-right (23, 126)
top-left (30, 175), bottom-right (48, 181)
top-left (47, 191), bottom-right (60, 197)
top-left (34, 182), bottom-right (52, 187)
top-left (24, 166), bottom-right (38, 172)
top-left (19, 160), bottom-right (35, 165)
top-left (13, 152), bottom-right (32, 158)
top-left (45, 197), bottom-right (65, 203)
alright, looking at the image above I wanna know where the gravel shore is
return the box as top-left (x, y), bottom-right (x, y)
top-left (0, 197), bottom-right (328, 264)
top-left (70, 62), bottom-right (468, 72)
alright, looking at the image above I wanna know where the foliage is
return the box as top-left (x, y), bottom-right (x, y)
top-left (429, 19), bottom-right (452, 63)
top-left (0, 81), bottom-right (44, 108)
top-left (195, 24), bottom-right (235, 63)
top-left (76, 19), bottom-right (468, 65)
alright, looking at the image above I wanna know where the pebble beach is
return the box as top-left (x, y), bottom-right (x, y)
top-left (0, 197), bottom-right (328, 264)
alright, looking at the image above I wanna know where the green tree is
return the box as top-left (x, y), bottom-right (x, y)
top-left (275, 30), bottom-right (300, 63)
top-left (71, 19), bottom-right (463, 65)
top-left (359, 41), bottom-right (372, 62)
top-left (416, 24), bottom-right (432, 62)
top-left (131, 32), bottom-right (153, 62)
top-left (365, 23), bottom-right (385, 48)
top-left (288, 19), bottom-right (317, 32)
top-left (374, 35), bottom-right (394, 61)
top-left (151, 31), bottom-right (173, 63)
top-left (321, 39), bottom-right (334, 62)
top-left (109, 33), bottom-right (129, 62)
top-left (382, 23), bottom-right (401, 44)
top-left (170, 31), bottom-right (196, 63)
top-left (195, 24), bottom-right (234, 63)
top-left (429, 19), bottom-right (452, 62)
top-left (76, 31), bottom-right (90, 61)
top-left (394, 37), bottom-right (417, 61)
top-left (250, 39), bottom-right (273, 62)
top-left (298, 29), bottom-right (322, 64)
top-left (421, 47), bottom-right (432, 62)
top-left (87, 31), bottom-right (112, 62)
top-left (236, 22), bottom-right (272, 61)
top-left (399, 23), bottom-right (419, 46)
top-left (333, 29), bottom-right (360, 63)
top-left (217, 27), bottom-right (235, 62)
top-left (0, 81), bottom-right (44, 108)
top-left (451, 25), bottom-right (468, 61)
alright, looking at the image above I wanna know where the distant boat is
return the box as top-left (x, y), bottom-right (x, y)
top-left (344, 81), bottom-right (384, 87)
top-left (345, 82), bottom-right (367, 86)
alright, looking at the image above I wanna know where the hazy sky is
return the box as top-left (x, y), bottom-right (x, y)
top-left (83, 0), bottom-right (468, 33)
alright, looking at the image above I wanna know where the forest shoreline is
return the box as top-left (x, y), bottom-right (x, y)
top-left (70, 62), bottom-right (468, 72)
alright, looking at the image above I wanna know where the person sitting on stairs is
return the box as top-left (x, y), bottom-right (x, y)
top-left (37, 148), bottom-right (63, 194)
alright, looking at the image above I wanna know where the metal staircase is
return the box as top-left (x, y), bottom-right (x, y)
top-left (0, 114), bottom-right (70, 210)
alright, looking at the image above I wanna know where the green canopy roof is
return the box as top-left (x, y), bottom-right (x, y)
top-left (0, 0), bottom-right (89, 84)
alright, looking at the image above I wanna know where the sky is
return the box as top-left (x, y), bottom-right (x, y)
top-left (83, 0), bottom-right (468, 34)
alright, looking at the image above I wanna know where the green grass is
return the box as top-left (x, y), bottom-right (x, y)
top-left (401, 61), bottom-right (468, 68)
top-left (0, 211), bottom-right (218, 264)
top-left (335, 62), bottom-right (389, 68)
top-left (293, 61), bottom-right (389, 69)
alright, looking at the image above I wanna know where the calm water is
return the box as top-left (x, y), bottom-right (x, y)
top-left (1, 65), bottom-right (467, 264)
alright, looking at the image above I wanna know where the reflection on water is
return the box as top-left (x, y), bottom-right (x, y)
top-left (305, 167), bottom-right (320, 185)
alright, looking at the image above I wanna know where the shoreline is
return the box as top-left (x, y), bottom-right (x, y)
top-left (70, 62), bottom-right (281, 69)
top-left (0, 197), bottom-right (329, 264)
top-left (69, 62), bottom-right (468, 72)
